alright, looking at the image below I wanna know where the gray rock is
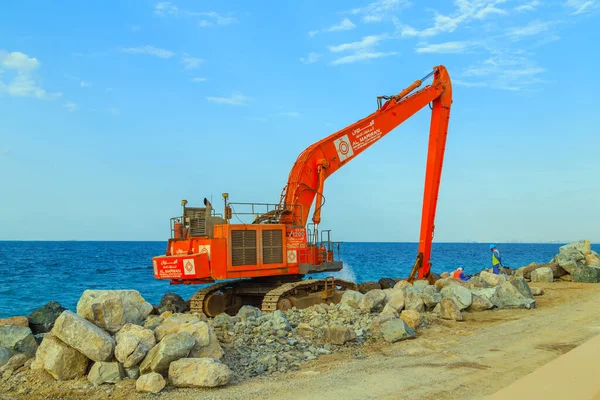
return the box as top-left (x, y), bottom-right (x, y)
top-left (371, 314), bottom-right (398, 332)
top-left (510, 277), bottom-right (535, 300)
top-left (471, 287), bottom-right (499, 301)
top-left (557, 249), bottom-right (585, 273)
top-left (357, 282), bottom-right (381, 293)
top-left (31, 333), bottom-right (89, 380)
top-left (52, 310), bottom-right (115, 362)
top-left (136, 372), bottom-right (166, 393)
top-left (115, 324), bottom-right (156, 368)
top-left (531, 267), bottom-right (553, 283)
top-left (236, 305), bottom-right (262, 320)
top-left (125, 366), bottom-right (140, 379)
top-left (380, 319), bottom-right (416, 342)
top-left (479, 271), bottom-right (505, 287)
top-left (324, 325), bottom-right (356, 345)
top-left (491, 282), bottom-right (536, 309)
top-left (88, 362), bottom-right (124, 386)
top-left (531, 287), bottom-right (544, 296)
top-left (559, 240), bottom-right (591, 256)
top-left (158, 293), bottom-right (188, 314)
top-left (572, 265), bottom-right (600, 283)
top-left (439, 298), bottom-right (464, 321)
top-left (139, 331), bottom-right (195, 375)
top-left (0, 326), bottom-right (37, 356)
top-left (340, 290), bottom-right (364, 309)
top-left (0, 347), bottom-right (11, 368)
top-left (386, 291), bottom-right (405, 313)
top-left (378, 278), bottom-right (397, 289)
top-left (393, 280), bottom-right (412, 291)
top-left (358, 289), bottom-right (386, 312)
top-left (404, 291), bottom-right (425, 312)
top-left (76, 290), bottom-right (153, 334)
top-left (169, 358), bottom-right (232, 388)
top-left (422, 286), bottom-right (442, 309)
top-left (440, 284), bottom-right (472, 310)
top-left (155, 313), bottom-right (202, 341)
top-left (468, 294), bottom-right (494, 311)
top-left (585, 252), bottom-right (600, 266)
top-left (412, 280), bottom-right (430, 288)
top-left (0, 353), bottom-right (29, 379)
top-left (179, 321), bottom-right (224, 359)
top-left (27, 301), bottom-right (66, 335)
top-left (380, 304), bottom-right (400, 317)
top-left (143, 315), bottom-right (163, 331)
top-left (400, 310), bottom-right (422, 330)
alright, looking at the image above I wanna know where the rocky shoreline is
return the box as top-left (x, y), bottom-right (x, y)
top-left (0, 240), bottom-right (598, 397)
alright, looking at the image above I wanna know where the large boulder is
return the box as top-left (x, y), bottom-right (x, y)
top-left (169, 358), bottom-right (232, 388)
top-left (0, 347), bottom-right (12, 368)
top-left (0, 316), bottom-right (29, 328)
top-left (236, 305), bottom-right (262, 320)
top-left (158, 293), bottom-right (189, 314)
top-left (88, 362), bottom-right (124, 386)
top-left (139, 331), bottom-right (195, 376)
top-left (468, 294), bottom-right (494, 311)
top-left (440, 284), bottom-right (472, 310)
top-left (380, 319), bottom-right (416, 342)
top-left (404, 291), bottom-right (425, 312)
top-left (31, 333), bottom-right (89, 380)
top-left (572, 265), bottom-right (600, 283)
top-left (439, 298), bottom-right (464, 321)
top-left (559, 240), bottom-right (591, 256)
top-left (136, 372), bottom-right (166, 393)
top-left (479, 271), bottom-right (505, 287)
top-left (422, 286), bottom-right (442, 309)
top-left (0, 353), bottom-right (29, 379)
top-left (393, 280), bottom-right (412, 291)
top-left (358, 289), bottom-right (386, 312)
top-left (76, 290), bottom-right (153, 334)
top-left (400, 310), bottom-right (422, 330)
top-left (531, 267), bottom-right (553, 283)
top-left (339, 290), bottom-right (363, 310)
top-left (115, 324), bottom-right (156, 368)
top-left (491, 282), bottom-right (535, 309)
top-left (324, 325), bottom-right (356, 345)
top-left (378, 278), bottom-right (397, 289)
top-left (27, 301), bottom-right (66, 334)
top-left (510, 277), bottom-right (535, 300)
top-left (471, 287), bottom-right (499, 301)
top-left (52, 310), bottom-right (115, 362)
top-left (154, 314), bottom-right (202, 341)
top-left (585, 252), bottom-right (600, 266)
top-left (386, 291), bottom-right (405, 313)
top-left (178, 320), bottom-right (224, 359)
top-left (0, 326), bottom-right (38, 356)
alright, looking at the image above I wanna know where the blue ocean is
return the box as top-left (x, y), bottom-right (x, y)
top-left (0, 241), bottom-right (592, 319)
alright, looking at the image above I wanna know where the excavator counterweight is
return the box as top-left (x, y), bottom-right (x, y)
top-left (152, 65), bottom-right (453, 316)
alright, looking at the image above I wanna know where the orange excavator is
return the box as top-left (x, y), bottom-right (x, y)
top-left (152, 65), bottom-right (453, 316)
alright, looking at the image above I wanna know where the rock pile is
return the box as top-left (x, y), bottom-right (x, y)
top-left (516, 240), bottom-right (600, 283)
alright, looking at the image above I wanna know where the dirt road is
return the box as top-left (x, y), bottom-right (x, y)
top-left (193, 281), bottom-right (600, 400)
top-left (3, 282), bottom-right (600, 400)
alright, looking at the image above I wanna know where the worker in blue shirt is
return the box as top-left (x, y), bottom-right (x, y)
top-left (452, 266), bottom-right (470, 281)
top-left (490, 244), bottom-right (503, 274)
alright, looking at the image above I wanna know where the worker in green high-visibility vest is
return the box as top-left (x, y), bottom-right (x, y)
top-left (489, 244), bottom-right (503, 274)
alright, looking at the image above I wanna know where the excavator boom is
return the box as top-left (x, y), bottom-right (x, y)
top-left (281, 65), bottom-right (452, 280)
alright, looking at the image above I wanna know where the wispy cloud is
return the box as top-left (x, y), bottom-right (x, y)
top-left (64, 101), bottom-right (78, 112)
top-left (0, 50), bottom-right (61, 100)
top-left (415, 41), bottom-right (476, 54)
top-left (181, 53), bottom-right (203, 69)
top-left (400, 0), bottom-right (508, 38)
top-left (349, 0), bottom-right (412, 23)
top-left (331, 51), bottom-right (397, 65)
top-left (506, 20), bottom-right (555, 39)
top-left (565, 0), bottom-right (598, 14)
top-left (300, 52), bottom-right (319, 64)
top-left (121, 45), bottom-right (174, 58)
top-left (154, 2), bottom-right (236, 26)
top-left (515, 0), bottom-right (541, 12)
top-left (206, 93), bottom-right (250, 106)
top-left (191, 77), bottom-right (207, 82)
top-left (328, 35), bottom-right (387, 52)
top-left (309, 18), bottom-right (356, 37)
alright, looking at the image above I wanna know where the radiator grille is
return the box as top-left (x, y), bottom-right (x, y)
top-left (262, 229), bottom-right (283, 264)
top-left (185, 208), bottom-right (207, 236)
top-left (231, 230), bottom-right (257, 266)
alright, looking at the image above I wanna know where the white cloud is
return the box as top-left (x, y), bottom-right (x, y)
top-left (191, 77), bottom-right (207, 82)
top-left (400, 0), bottom-right (508, 38)
top-left (182, 53), bottom-right (203, 69)
top-left (64, 101), bottom-right (78, 112)
top-left (461, 51), bottom-right (546, 90)
top-left (300, 52), bottom-right (319, 64)
top-left (565, 0), bottom-right (598, 14)
top-left (452, 79), bottom-right (489, 87)
top-left (328, 35), bottom-right (386, 52)
top-left (331, 51), bottom-right (397, 65)
top-left (154, 2), bottom-right (179, 16)
top-left (199, 20), bottom-right (213, 27)
top-left (0, 50), bottom-right (61, 100)
top-left (349, 0), bottom-right (412, 23)
top-left (155, 2), bottom-right (236, 25)
top-left (515, 0), bottom-right (540, 12)
top-left (206, 93), bottom-right (249, 106)
top-left (199, 11), bottom-right (236, 25)
top-left (121, 45), bottom-right (174, 58)
top-left (415, 41), bottom-right (476, 54)
top-left (507, 20), bottom-right (554, 38)
top-left (329, 18), bottom-right (357, 32)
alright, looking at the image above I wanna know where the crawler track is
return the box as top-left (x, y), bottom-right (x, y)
top-left (189, 279), bottom-right (246, 315)
top-left (261, 278), bottom-right (358, 312)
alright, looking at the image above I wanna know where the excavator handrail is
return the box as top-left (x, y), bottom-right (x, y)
top-left (278, 65), bottom-right (453, 280)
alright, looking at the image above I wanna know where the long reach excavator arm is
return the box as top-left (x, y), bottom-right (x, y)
top-left (279, 65), bottom-right (452, 281)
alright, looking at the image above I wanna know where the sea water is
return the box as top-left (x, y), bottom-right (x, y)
top-left (0, 241), bottom-right (591, 318)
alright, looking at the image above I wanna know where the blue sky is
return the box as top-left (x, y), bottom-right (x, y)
top-left (1, 0), bottom-right (599, 243)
